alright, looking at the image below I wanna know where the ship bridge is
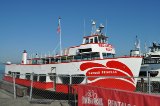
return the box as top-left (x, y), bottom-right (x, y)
top-left (67, 21), bottom-right (115, 59)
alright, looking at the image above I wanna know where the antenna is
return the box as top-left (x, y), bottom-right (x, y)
top-left (144, 41), bottom-right (148, 53)
top-left (83, 19), bottom-right (86, 36)
top-left (105, 18), bottom-right (107, 36)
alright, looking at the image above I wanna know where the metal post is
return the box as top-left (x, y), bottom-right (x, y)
top-left (147, 71), bottom-right (149, 92)
top-left (74, 88), bottom-right (77, 106)
top-left (13, 73), bottom-right (16, 99)
top-left (148, 72), bottom-right (151, 94)
top-left (53, 74), bottom-right (56, 91)
top-left (68, 75), bottom-right (72, 105)
top-left (29, 73), bottom-right (34, 100)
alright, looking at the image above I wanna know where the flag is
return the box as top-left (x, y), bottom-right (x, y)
top-left (57, 17), bottom-right (61, 34)
top-left (57, 24), bottom-right (60, 34)
top-left (135, 36), bottom-right (140, 50)
top-left (137, 39), bottom-right (140, 49)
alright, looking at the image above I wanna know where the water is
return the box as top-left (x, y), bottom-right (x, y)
top-left (0, 64), bottom-right (4, 72)
top-left (0, 64), bottom-right (5, 79)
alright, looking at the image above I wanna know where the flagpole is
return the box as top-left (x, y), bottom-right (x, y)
top-left (58, 17), bottom-right (62, 56)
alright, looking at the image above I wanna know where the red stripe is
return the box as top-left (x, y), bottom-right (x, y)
top-left (3, 76), bottom-right (69, 93)
top-left (80, 62), bottom-right (106, 71)
top-left (88, 78), bottom-right (136, 91)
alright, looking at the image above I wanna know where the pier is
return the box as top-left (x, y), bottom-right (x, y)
top-left (0, 89), bottom-right (70, 106)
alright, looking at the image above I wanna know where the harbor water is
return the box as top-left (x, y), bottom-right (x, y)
top-left (0, 64), bottom-right (4, 79)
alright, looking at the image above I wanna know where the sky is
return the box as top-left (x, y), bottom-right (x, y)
top-left (0, 0), bottom-right (160, 63)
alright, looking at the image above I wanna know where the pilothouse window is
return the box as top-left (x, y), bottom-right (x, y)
top-left (85, 38), bottom-right (89, 44)
top-left (94, 37), bottom-right (98, 43)
top-left (90, 39), bottom-right (93, 43)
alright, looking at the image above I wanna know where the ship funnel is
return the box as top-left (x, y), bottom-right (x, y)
top-left (22, 50), bottom-right (27, 64)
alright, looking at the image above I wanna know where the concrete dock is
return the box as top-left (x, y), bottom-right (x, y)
top-left (0, 89), bottom-right (70, 106)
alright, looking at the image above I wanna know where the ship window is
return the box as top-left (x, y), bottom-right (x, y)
top-left (85, 38), bottom-right (89, 44)
top-left (82, 54), bottom-right (91, 60)
top-left (94, 37), bottom-right (98, 43)
top-left (39, 74), bottom-right (46, 82)
top-left (74, 55), bottom-right (81, 60)
top-left (91, 52), bottom-right (100, 59)
top-left (79, 48), bottom-right (92, 53)
top-left (33, 74), bottom-right (38, 81)
top-left (107, 53), bottom-right (113, 58)
top-left (11, 72), bottom-right (15, 76)
top-left (90, 39), bottom-right (93, 43)
top-left (51, 58), bottom-right (55, 63)
top-left (16, 72), bottom-right (20, 78)
top-left (48, 73), bottom-right (56, 81)
top-left (11, 72), bottom-right (16, 77)
top-left (8, 71), bottom-right (11, 75)
top-left (11, 72), bottom-right (20, 78)
top-left (25, 73), bottom-right (31, 80)
top-left (32, 60), bottom-right (38, 64)
top-left (102, 53), bottom-right (107, 58)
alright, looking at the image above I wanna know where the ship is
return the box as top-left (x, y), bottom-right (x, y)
top-left (140, 42), bottom-right (160, 78)
top-left (3, 20), bottom-right (142, 92)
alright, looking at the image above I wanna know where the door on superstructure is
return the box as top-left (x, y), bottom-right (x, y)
top-left (48, 67), bottom-right (56, 91)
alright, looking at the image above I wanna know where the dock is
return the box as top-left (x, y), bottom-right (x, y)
top-left (0, 89), bottom-right (70, 106)
top-left (0, 80), bottom-right (70, 106)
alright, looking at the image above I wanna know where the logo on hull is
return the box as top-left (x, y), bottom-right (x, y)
top-left (80, 60), bottom-right (136, 91)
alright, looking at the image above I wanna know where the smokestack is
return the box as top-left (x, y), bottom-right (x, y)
top-left (22, 50), bottom-right (27, 64)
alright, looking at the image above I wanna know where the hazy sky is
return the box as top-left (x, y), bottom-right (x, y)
top-left (0, 0), bottom-right (160, 63)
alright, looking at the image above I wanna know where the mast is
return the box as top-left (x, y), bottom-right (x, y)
top-left (57, 17), bottom-right (62, 56)
top-left (83, 19), bottom-right (86, 36)
top-left (105, 18), bottom-right (107, 36)
top-left (144, 41), bottom-right (148, 53)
